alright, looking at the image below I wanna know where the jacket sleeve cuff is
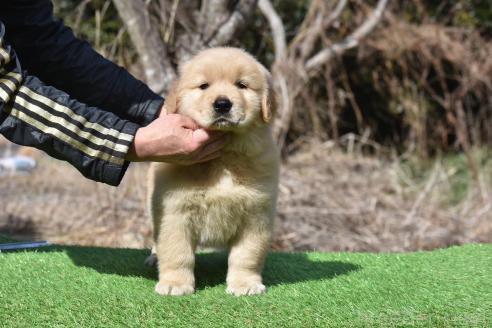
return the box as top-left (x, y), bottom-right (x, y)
top-left (141, 97), bottom-right (164, 126)
top-left (100, 161), bottom-right (131, 186)
top-left (131, 89), bottom-right (164, 127)
top-left (100, 120), bottom-right (139, 186)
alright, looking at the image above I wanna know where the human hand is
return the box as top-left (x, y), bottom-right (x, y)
top-left (126, 112), bottom-right (227, 164)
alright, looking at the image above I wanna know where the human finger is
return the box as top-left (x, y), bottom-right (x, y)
top-left (202, 131), bottom-right (227, 145)
top-left (192, 129), bottom-right (227, 146)
top-left (177, 115), bottom-right (200, 130)
top-left (191, 128), bottom-right (215, 146)
top-left (193, 136), bottom-right (227, 160)
top-left (191, 150), bottom-right (223, 164)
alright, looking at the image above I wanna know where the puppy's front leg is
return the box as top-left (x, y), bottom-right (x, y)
top-left (226, 223), bottom-right (271, 296)
top-left (155, 215), bottom-right (196, 296)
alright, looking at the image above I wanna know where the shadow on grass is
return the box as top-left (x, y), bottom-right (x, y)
top-left (3, 244), bottom-right (360, 289)
top-left (195, 251), bottom-right (360, 290)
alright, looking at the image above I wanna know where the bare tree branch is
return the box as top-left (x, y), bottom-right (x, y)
top-left (207, 0), bottom-right (258, 47)
top-left (288, 0), bottom-right (322, 59)
top-left (113, 0), bottom-right (177, 94)
top-left (272, 69), bottom-right (291, 148)
top-left (306, 0), bottom-right (389, 71)
top-left (325, 0), bottom-right (348, 28)
top-left (288, 0), bottom-right (347, 63)
top-left (163, 0), bottom-right (180, 43)
top-left (173, 1), bottom-right (204, 61)
top-left (257, 0), bottom-right (290, 145)
top-left (258, 0), bottom-right (286, 61)
top-left (200, 0), bottom-right (231, 40)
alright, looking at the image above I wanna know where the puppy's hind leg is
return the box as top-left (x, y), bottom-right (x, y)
top-left (155, 215), bottom-right (196, 296)
top-left (226, 222), bottom-right (271, 296)
top-left (144, 246), bottom-right (158, 267)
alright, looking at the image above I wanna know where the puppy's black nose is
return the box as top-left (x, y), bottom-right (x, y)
top-left (213, 97), bottom-right (232, 115)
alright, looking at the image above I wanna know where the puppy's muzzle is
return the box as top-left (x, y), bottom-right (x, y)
top-left (213, 97), bottom-right (232, 115)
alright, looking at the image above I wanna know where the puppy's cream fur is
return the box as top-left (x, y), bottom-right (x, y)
top-left (148, 48), bottom-right (279, 296)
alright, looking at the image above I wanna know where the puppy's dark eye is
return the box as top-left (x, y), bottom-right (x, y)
top-left (199, 83), bottom-right (209, 90)
top-left (236, 81), bottom-right (248, 89)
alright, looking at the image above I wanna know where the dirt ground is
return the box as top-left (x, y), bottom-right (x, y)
top-left (1, 141), bottom-right (491, 252)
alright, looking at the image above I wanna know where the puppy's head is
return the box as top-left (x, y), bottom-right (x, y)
top-left (165, 47), bottom-right (276, 131)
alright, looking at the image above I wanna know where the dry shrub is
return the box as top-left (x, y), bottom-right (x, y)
top-left (2, 144), bottom-right (491, 252)
top-left (275, 141), bottom-right (492, 251)
top-left (367, 18), bottom-right (492, 154)
top-left (0, 155), bottom-right (151, 248)
top-left (281, 2), bottom-right (492, 168)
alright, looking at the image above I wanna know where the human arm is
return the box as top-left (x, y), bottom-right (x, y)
top-left (0, 21), bottom-right (139, 186)
top-left (0, 0), bottom-right (162, 126)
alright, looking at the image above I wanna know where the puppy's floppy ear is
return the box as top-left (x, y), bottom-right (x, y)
top-left (261, 70), bottom-right (277, 123)
top-left (163, 80), bottom-right (180, 114)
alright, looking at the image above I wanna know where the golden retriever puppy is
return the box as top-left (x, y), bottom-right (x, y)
top-left (147, 47), bottom-right (279, 296)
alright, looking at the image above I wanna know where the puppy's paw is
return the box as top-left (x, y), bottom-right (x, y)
top-left (226, 282), bottom-right (266, 296)
top-left (155, 282), bottom-right (194, 296)
top-left (144, 254), bottom-right (157, 267)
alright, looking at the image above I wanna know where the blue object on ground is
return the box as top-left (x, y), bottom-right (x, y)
top-left (0, 155), bottom-right (36, 174)
top-left (0, 241), bottom-right (50, 252)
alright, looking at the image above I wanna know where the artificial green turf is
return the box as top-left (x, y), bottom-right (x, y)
top-left (0, 236), bottom-right (490, 328)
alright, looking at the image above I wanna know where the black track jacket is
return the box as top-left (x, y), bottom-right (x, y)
top-left (0, 0), bottom-right (164, 186)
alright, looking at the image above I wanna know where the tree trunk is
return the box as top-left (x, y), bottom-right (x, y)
top-left (113, 0), bottom-right (177, 94)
